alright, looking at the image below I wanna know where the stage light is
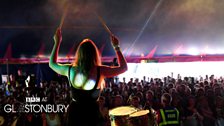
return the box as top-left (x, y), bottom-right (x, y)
top-left (200, 46), bottom-right (224, 55)
top-left (187, 47), bottom-right (200, 55)
top-left (216, 49), bottom-right (224, 54)
top-left (173, 45), bottom-right (183, 56)
top-left (140, 60), bottom-right (147, 63)
top-left (37, 55), bottom-right (45, 58)
top-left (20, 55), bottom-right (26, 58)
top-left (118, 61), bottom-right (224, 82)
top-left (202, 46), bottom-right (215, 55)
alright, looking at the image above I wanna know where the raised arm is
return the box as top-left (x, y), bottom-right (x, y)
top-left (49, 28), bottom-right (69, 76)
top-left (100, 35), bottom-right (128, 78)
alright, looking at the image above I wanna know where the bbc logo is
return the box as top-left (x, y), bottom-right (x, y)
top-left (26, 97), bottom-right (40, 102)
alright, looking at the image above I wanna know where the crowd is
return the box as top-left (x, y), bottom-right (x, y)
top-left (101, 75), bottom-right (224, 126)
top-left (0, 69), bottom-right (224, 126)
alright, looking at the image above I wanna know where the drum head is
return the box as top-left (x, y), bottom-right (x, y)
top-left (129, 110), bottom-right (149, 117)
top-left (109, 106), bottom-right (137, 116)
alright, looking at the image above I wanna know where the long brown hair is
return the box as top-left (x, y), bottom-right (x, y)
top-left (73, 39), bottom-right (101, 74)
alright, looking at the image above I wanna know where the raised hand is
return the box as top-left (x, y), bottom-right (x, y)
top-left (53, 28), bottom-right (62, 44)
top-left (110, 34), bottom-right (119, 47)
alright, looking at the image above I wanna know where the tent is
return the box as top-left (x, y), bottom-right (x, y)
top-left (1, 0), bottom-right (224, 63)
top-left (1, 0), bottom-right (224, 80)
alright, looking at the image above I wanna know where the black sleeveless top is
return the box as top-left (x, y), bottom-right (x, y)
top-left (68, 66), bottom-right (101, 103)
top-left (66, 66), bottom-right (105, 126)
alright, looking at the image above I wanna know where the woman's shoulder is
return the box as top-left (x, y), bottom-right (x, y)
top-left (69, 65), bottom-right (79, 70)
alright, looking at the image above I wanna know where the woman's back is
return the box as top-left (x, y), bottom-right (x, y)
top-left (46, 113), bottom-right (60, 126)
top-left (68, 65), bottom-right (101, 102)
top-left (66, 65), bottom-right (105, 125)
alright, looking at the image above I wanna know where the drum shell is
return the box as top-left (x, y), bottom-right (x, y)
top-left (109, 106), bottom-right (137, 126)
top-left (110, 115), bottom-right (130, 126)
top-left (128, 114), bottom-right (149, 126)
top-left (128, 110), bottom-right (150, 126)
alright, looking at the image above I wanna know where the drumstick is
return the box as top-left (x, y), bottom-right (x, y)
top-left (95, 13), bottom-right (113, 36)
top-left (59, 2), bottom-right (69, 29)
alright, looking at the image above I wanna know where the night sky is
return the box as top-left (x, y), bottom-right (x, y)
top-left (1, 0), bottom-right (224, 59)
